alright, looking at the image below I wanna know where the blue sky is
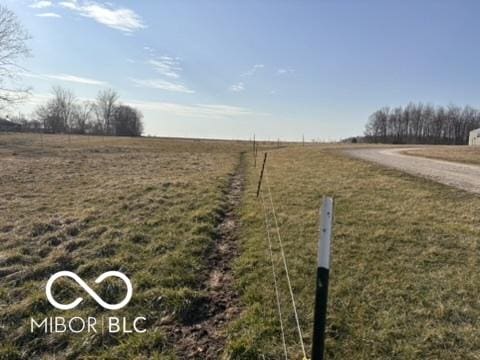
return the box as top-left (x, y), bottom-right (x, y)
top-left (5, 0), bottom-right (480, 140)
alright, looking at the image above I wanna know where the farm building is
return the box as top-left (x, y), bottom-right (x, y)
top-left (469, 128), bottom-right (480, 145)
top-left (0, 118), bottom-right (21, 132)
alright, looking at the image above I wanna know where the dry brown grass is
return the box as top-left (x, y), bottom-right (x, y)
top-left (3, 133), bottom-right (480, 359)
top-left (0, 133), bottom-right (249, 359)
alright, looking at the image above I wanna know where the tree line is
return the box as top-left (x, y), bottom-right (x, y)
top-left (19, 86), bottom-right (144, 137)
top-left (364, 103), bottom-right (480, 145)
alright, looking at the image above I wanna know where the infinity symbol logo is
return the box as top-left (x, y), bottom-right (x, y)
top-left (46, 271), bottom-right (133, 310)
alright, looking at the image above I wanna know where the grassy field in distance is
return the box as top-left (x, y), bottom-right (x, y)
top-left (403, 145), bottom-right (480, 165)
top-left (227, 146), bottom-right (480, 359)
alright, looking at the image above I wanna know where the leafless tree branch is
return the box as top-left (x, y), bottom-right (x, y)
top-left (0, 5), bottom-right (31, 109)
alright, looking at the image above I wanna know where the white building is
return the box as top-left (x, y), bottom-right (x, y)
top-left (469, 128), bottom-right (480, 145)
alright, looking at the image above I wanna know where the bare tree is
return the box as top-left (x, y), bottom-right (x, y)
top-left (72, 100), bottom-right (94, 134)
top-left (0, 5), bottom-right (31, 107)
top-left (95, 89), bottom-right (119, 135)
top-left (52, 86), bottom-right (76, 132)
top-left (35, 87), bottom-right (76, 133)
top-left (35, 103), bottom-right (58, 133)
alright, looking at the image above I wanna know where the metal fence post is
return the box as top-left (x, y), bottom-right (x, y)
top-left (256, 152), bottom-right (268, 198)
top-left (312, 197), bottom-right (334, 360)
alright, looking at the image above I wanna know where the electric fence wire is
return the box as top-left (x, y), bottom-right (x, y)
top-left (260, 190), bottom-right (288, 360)
top-left (264, 167), bottom-right (307, 359)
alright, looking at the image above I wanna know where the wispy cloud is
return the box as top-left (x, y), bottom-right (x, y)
top-left (229, 82), bottom-right (245, 92)
top-left (59, 1), bottom-right (146, 33)
top-left (27, 92), bottom-right (54, 106)
top-left (125, 99), bottom-right (263, 119)
top-left (46, 74), bottom-right (107, 85)
top-left (130, 78), bottom-right (195, 94)
top-left (23, 72), bottom-right (108, 86)
top-left (277, 68), bottom-right (295, 75)
top-left (36, 12), bottom-right (62, 18)
top-left (21, 93), bottom-right (269, 122)
top-left (29, 1), bottom-right (53, 9)
top-left (241, 64), bottom-right (264, 77)
top-left (148, 57), bottom-right (182, 79)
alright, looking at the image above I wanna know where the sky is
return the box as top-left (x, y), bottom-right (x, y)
top-left (4, 0), bottom-right (480, 140)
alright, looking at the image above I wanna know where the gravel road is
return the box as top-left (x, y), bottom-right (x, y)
top-left (347, 148), bottom-right (480, 194)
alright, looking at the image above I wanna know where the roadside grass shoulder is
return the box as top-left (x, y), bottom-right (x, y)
top-left (404, 146), bottom-right (480, 165)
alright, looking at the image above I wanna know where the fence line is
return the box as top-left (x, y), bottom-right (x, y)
top-left (255, 149), bottom-right (335, 360)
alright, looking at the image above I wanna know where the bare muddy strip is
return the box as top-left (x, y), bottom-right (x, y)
top-left (170, 153), bottom-right (245, 359)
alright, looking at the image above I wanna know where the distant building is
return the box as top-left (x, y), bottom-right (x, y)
top-left (0, 118), bottom-right (21, 132)
top-left (469, 128), bottom-right (480, 145)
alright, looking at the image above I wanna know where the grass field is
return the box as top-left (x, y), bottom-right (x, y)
top-left (404, 146), bottom-right (480, 165)
top-left (228, 146), bottom-right (480, 359)
top-left (0, 133), bottom-right (248, 359)
top-left (2, 134), bottom-right (480, 359)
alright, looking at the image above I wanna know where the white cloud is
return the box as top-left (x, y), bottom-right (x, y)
top-left (125, 99), bottom-right (262, 119)
top-left (27, 92), bottom-right (54, 106)
top-left (134, 56), bottom-right (190, 93)
top-left (277, 68), bottom-right (295, 75)
top-left (59, 1), bottom-right (145, 33)
top-left (148, 57), bottom-right (182, 79)
top-left (58, 1), bottom-right (76, 10)
top-left (195, 104), bottom-right (257, 117)
top-left (36, 12), bottom-right (62, 18)
top-left (241, 64), bottom-right (264, 77)
top-left (229, 82), bottom-right (245, 92)
top-left (23, 72), bottom-right (108, 86)
top-left (29, 1), bottom-right (53, 9)
top-left (130, 78), bottom-right (194, 94)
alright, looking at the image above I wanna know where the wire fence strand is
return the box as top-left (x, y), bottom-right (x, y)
top-left (260, 190), bottom-right (288, 359)
top-left (264, 166), bottom-right (307, 359)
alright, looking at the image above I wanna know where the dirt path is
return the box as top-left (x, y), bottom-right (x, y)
top-left (171, 153), bottom-right (245, 359)
top-left (346, 147), bottom-right (480, 194)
